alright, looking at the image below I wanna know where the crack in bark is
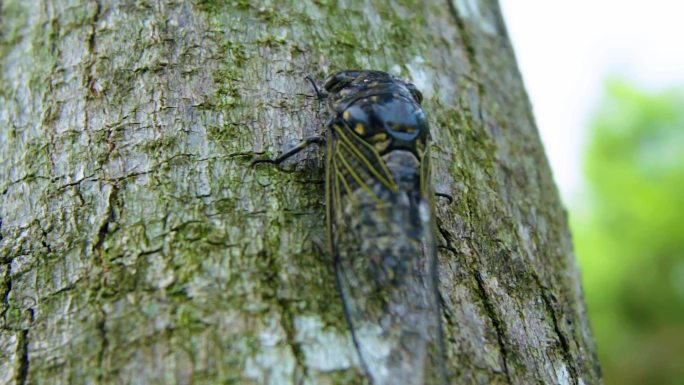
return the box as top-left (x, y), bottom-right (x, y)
top-left (446, 0), bottom-right (479, 72)
top-left (86, 0), bottom-right (102, 97)
top-left (435, 224), bottom-right (462, 348)
top-left (39, 225), bottom-right (53, 255)
top-left (90, 181), bottom-right (119, 382)
top-left (472, 269), bottom-right (513, 384)
top-left (96, 310), bottom-right (109, 384)
top-left (277, 297), bottom-right (309, 385)
top-left (1, 264), bottom-right (11, 323)
top-left (2, 264), bottom-right (33, 383)
top-left (16, 328), bottom-right (30, 385)
top-left (506, 215), bottom-right (581, 384)
top-left (532, 274), bottom-right (579, 385)
top-left (439, 222), bottom-right (513, 384)
top-left (93, 183), bottom-right (120, 262)
top-left (83, 0), bottom-right (102, 170)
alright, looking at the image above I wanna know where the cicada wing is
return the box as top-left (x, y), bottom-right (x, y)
top-left (418, 146), bottom-right (449, 384)
top-left (328, 126), bottom-right (446, 385)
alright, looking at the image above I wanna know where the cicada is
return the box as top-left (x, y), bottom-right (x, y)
top-left (256, 70), bottom-right (447, 385)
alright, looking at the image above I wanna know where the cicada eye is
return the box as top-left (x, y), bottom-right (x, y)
top-left (407, 83), bottom-right (423, 104)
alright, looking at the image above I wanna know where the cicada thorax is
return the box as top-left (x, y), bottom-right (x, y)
top-left (324, 71), bottom-right (446, 385)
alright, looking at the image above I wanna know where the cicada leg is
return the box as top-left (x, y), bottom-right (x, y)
top-left (251, 136), bottom-right (325, 166)
top-left (305, 76), bottom-right (326, 100)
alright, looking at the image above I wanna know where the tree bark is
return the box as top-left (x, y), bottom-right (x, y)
top-left (0, 1), bottom-right (601, 384)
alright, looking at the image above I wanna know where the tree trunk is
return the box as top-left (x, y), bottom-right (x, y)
top-left (0, 1), bottom-right (601, 384)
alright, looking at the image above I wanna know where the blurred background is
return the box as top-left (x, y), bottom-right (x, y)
top-left (501, 1), bottom-right (684, 384)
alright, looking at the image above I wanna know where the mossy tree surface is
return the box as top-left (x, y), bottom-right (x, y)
top-left (0, 1), bottom-right (600, 384)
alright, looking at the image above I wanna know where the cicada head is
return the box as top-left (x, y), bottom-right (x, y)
top-left (324, 70), bottom-right (429, 160)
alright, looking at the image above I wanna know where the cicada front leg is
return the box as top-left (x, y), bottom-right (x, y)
top-left (251, 136), bottom-right (325, 167)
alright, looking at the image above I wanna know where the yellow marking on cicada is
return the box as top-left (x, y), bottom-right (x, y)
top-left (358, 129), bottom-right (390, 154)
top-left (371, 95), bottom-right (379, 102)
top-left (354, 123), bottom-right (365, 135)
top-left (336, 164), bottom-right (354, 200)
top-left (386, 267), bottom-right (394, 281)
top-left (357, 138), bottom-right (398, 191)
top-left (343, 110), bottom-right (351, 120)
top-left (420, 145), bottom-right (432, 198)
top-left (373, 140), bottom-right (391, 153)
top-left (324, 135), bottom-right (335, 255)
top-left (333, 161), bottom-right (344, 217)
top-left (335, 148), bottom-right (384, 205)
top-left (334, 159), bottom-right (357, 210)
top-left (333, 142), bottom-right (353, 199)
top-left (333, 125), bottom-right (398, 192)
top-left (416, 140), bottom-right (425, 158)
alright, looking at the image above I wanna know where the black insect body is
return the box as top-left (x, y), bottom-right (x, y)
top-left (256, 70), bottom-right (447, 385)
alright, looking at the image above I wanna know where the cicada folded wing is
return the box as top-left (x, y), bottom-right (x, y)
top-left (327, 121), bottom-right (446, 385)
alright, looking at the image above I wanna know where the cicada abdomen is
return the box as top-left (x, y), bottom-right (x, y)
top-left (323, 71), bottom-right (447, 385)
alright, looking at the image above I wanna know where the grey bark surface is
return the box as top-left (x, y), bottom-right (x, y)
top-left (0, 1), bottom-right (601, 384)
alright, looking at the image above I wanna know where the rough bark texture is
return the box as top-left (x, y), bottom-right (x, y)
top-left (0, 1), bottom-right (601, 384)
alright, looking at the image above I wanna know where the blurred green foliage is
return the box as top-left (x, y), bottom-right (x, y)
top-left (572, 79), bottom-right (684, 385)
